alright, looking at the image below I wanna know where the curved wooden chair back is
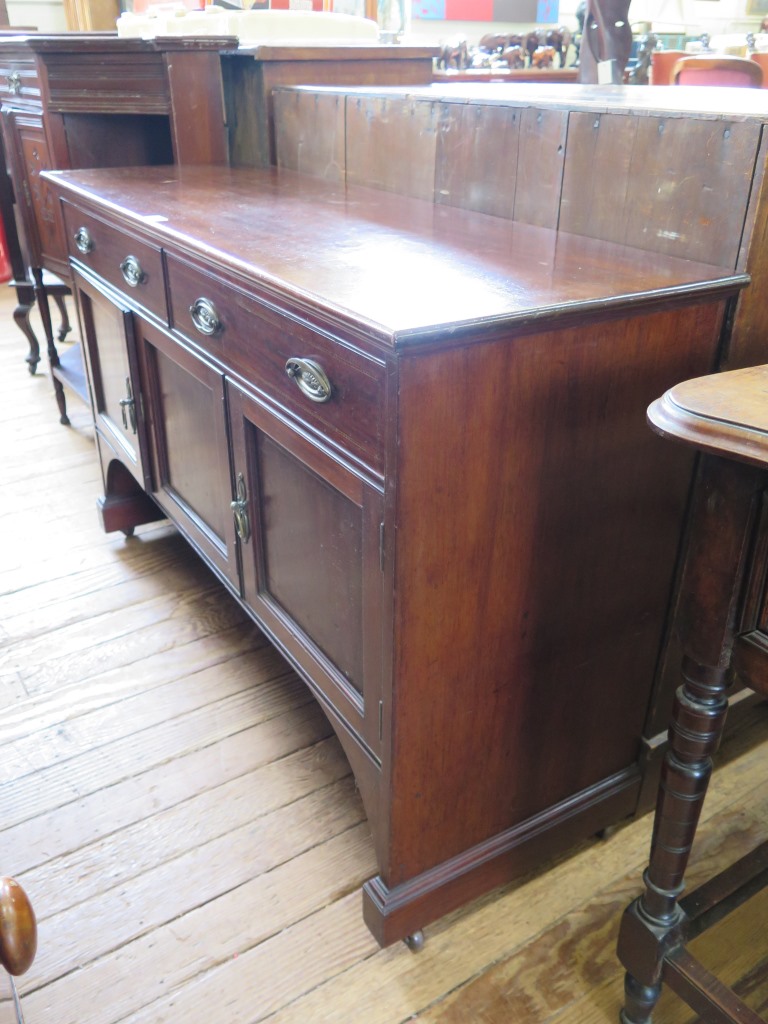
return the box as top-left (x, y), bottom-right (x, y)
top-left (671, 55), bottom-right (764, 87)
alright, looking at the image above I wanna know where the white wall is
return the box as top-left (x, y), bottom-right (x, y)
top-left (6, 0), bottom-right (68, 30)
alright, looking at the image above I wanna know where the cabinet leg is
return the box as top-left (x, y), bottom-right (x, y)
top-left (52, 292), bottom-right (71, 343)
top-left (32, 268), bottom-right (68, 425)
top-left (12, 284), bottom-right (40, 375)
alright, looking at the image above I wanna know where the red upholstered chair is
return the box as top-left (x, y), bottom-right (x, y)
top-left (749, 50), bottom-right (768, 87)
top-left (649, 49), bottom-right (687, 84)
top-left (671, 55), bottom-right (763, 86)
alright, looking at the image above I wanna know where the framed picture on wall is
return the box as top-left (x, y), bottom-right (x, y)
top-left (413, 0), bottom-right (559, 20)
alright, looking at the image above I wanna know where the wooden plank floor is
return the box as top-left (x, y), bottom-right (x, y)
top-left (2, 286), bottom-right (768, 1024)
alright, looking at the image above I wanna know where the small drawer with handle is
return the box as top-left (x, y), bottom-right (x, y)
top-left (61, 199), bottom-right (168, 322)
top-left (0, 60), bottom-right (39, 103)
top-left (166, 252), bottom-right (386, 474)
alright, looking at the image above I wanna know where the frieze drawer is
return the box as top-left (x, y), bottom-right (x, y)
top-left (166, 252), bottom-right (386, 474)
top-left (61, 199), bottom-right (168, 322)
top-left (0, 59), bottom-right (40, 104)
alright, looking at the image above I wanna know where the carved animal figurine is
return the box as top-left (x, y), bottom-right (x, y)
top-left (524, 30), bottom-right (543, 65)
top-left (627, 31), bottom-right (657, 85)
top-left (532, 45), bottom-right (557, 68)
top-left (438, 38), bottom-right (469, 71)
top-left (554, 25), bottom-right (573, 66)
top-left (578, 0), bottom-right (632, 83)
top-left (502, 44), bottom-right (526, 69)
top-left (545, 28), bottom-right (565, 65)
top-left (479, 32), bottom-right (509, 54)
top-left (479, 32), bottom-right (523, 54)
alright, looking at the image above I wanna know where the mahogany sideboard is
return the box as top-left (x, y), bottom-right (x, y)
top-left (42, 161), bottom-right (746, 946)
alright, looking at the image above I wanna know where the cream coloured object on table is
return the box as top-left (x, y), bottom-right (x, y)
top-left (116, 7), bottom-right (379, 43)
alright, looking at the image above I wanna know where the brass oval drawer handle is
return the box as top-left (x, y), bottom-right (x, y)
top-left (189, 297), bottom-right (222, 336)
top-left (73, 226), bottom-right (94, 255)
top-left (6, 71), bottom-right (20, 95)
top-left (119, 255), bottom-right (146, 288)
top-left (285, 357), bottom-right (333, 404)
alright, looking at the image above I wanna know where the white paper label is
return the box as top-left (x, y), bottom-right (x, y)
top-left (597, 59), bottom-right (615, 84)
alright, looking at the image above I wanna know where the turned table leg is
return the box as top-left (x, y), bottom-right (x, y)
top-left (617, 455), bottom-right (764, 1023)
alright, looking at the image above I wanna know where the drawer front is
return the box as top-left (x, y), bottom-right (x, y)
top-left (44, 53), bottom-right (169, 114)
top-left (61, 200), bottom-right (167, 322)
top-left (166, 253), bottom-right (386, 473)
top-left (0, 59), bottom-right (40, 106)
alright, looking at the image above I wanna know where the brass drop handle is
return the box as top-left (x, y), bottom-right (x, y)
top-left (119, 376), bottom-right (137, 433)
top-left (230, 472), bottom-right (250, 543)
top-left (120, 255), bottom-right (146, 288)
top-left (285, 357), bottom-right (333, 404)
top-left (73, 226), bottom-right (94, 254)
top-left (189, 297), bottom-right (222, 336)
top-left (6, 71), bottom-right (20, 95)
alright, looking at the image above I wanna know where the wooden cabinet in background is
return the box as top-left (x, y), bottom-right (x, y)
top-left (0, 33), bottom-right (231, 423)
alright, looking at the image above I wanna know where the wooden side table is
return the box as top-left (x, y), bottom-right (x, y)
top-left (617, 365), bottom-right (768, 1023)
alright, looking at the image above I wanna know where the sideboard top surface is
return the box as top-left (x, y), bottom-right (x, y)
top-left (44, 164), bottom-right (746, 346)
top-left (282, 81), bottom-right (768, 122)
top-left (0, 34), bottom-right (237, 55)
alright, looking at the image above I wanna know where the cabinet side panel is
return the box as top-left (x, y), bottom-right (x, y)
top-left (512, 107), bottom-right (566, 229)
top-left (724, 128), bottom-right (768, 370)
top-left (274, 89), bottom-right (346, 183)
top-left (388, 302), bottom-right (725, 883)
top-left (345, 95), bottom-right (438, 201)
top-left (434, 102), bottom-right (519, 220)
top-left (560, 112), bottom-right (760, 266)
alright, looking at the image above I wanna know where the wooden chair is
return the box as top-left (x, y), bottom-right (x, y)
top-left (671, 55), bottom-right (763, 87)
top-left (0, 876), bottom-right (36, 1023)
top-left (617, 365), bottom-right (768, 1023)
top-left (649, 49), bottom-right (687, 85)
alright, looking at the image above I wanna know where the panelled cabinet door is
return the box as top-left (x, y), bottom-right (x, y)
top-left (74, 268), bottom-right (150, 490)
top-left (227, 379), bottom-right (385, 756)
top-left (135, 317), bottom-right (239, 591)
